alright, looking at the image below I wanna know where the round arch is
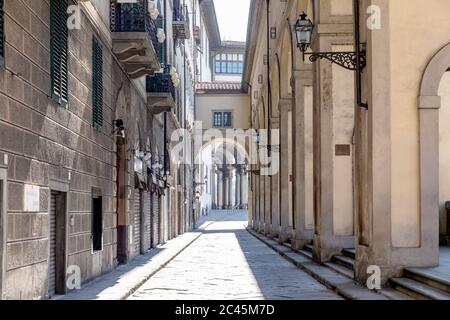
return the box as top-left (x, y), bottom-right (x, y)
top-left (195, 137), bottom-right (249, 167)
top-left (417, 43), bottom-right (450, 256)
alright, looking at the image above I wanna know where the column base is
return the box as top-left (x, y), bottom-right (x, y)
top-left (312, 234), bottom-right (354, 263)
top-left (279, 226), bottom-right (293, 243)
top-left (354, 245), bottom-right (403, 285)
top-left (270, 225), bottom-right (280, 239)
top-left (291, 229), bottom-right (314, 250)
top-left (264, 223), bottom-right (271, 235)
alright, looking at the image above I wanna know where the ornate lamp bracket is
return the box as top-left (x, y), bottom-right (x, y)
top-left (305, 50), bottom-right (366, 71)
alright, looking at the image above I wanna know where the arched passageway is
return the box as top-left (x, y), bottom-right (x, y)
top-left (196, 139), bottom-right (250, 215)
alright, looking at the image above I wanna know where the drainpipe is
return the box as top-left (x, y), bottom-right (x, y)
top-left (354, 0), bottom-right (368, 108)
top-left (266, 0), bottom-right (272, 151)
top-left (163, 0), bottom-right (169, 185)
top-left (183, 16), bottom-right (188, 231)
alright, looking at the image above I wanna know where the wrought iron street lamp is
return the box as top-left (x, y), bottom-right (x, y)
top-left (294, 12), bottom-right (366, 72)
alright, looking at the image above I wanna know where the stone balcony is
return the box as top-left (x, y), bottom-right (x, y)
top-left (110, 0), bottom-right (161, 79)
top-left (172, 6), bottom-right (190, 40)
top-left (146, 68), bottom-right (176, 115)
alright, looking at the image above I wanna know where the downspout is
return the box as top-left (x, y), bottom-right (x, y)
top-left (183, 21), bottom-right (188, 231)
top-left (354, 0), bottom-right (367, 108)
top-left (266, 0), bottom-right (272, 152)
top-left (163, 0), bottom-right (169, 186)
top-left (191, 1), bottom-right (197, 229)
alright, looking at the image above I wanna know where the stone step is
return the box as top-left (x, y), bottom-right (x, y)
top-left (298, 249), bottom-right (313, 260)
top-left (389, 277), bottom-right (450, 300)
top-left (304, 244), bottom-right (314, 253)
top-left (324, 261), bottom-right (354, 279)
top-left (404, 268), bottom-right (450, 294)
top-left (342, 248), bottom-right (356, 259)
top-left (377, 287), bottom-right (414, 300)
top-left (331, 255), bottom-right (355, 271)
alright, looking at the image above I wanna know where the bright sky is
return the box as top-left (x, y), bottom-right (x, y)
top-left (214, 0), bottom-right (250, 42)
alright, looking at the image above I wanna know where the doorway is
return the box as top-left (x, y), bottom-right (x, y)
top-left (438, 70), bottom-right (450, 245)
top-left (49, 191), bottom-right (67, 298)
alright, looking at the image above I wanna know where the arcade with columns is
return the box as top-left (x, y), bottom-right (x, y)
top-left (243, 0), bottom-right (450, 296)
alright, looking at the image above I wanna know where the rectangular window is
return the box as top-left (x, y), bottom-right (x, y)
top-left (223, 112), bottom-right (232, 127)
top-left (215, 52), bottom-right (244, 74)
top-left (92, 37), bottom-right (103, 130)
top-left (92, 191), bottom-right (103, 252)
top-left (213, 112), bottom-right (232, 127)
top-left (213, 112), bottom-right (222, 127)
top-left (50, 0), bottom-right (69, 107)
top-left (227, 62), bottom-right (233, 73)
top-left (238, 62), bottom-right (243, 73)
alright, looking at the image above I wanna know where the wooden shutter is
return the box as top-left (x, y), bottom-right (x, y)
top-left (0, 0), bottom-right (4, 66)
top-left (50, 0), bottom-right (69, 107)
top-left (92, 36), bottom-right (103, 129)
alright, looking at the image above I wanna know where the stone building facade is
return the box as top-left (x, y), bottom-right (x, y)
top-left (0, 0), bottom-right (196, 300)
top-left (244, 0), bottom-right (450, 296)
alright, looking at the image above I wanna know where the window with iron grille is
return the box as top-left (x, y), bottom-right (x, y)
top-left (213, 112), bottom-right (233, 128)
top-left (50, 0), bottom-right (69, 107)
top-left (213, 112), bottom-right (222, 127)
top-left (223, 112), bottom-right (232, 127)
top-left (92, 36), bottom-right (103, 130)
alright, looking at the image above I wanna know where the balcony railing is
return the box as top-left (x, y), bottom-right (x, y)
top-left (174, 4), bottom-right (189, 24)
top-left (110, 0), bottom-right (160, 58)
top-left (146, 67), bottom-right (176, 100)
top-left (173, 4), bottom-right (190, 39)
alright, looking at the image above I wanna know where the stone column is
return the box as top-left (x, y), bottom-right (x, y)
top-left (291, 67), bottom-right (315, 250)
top-left (279, 99), bottom-right (292, 242)
top-left (228, 166), bottom-right (233, 209)
top-left (311, 18), bottom-right (355, 262)
top-left (223, 168), bottom-right (229, 209)
top-left (259, 172), bottom-right (265, 231)
top-left (270, 117), bottom-right (280, 238)
top-left (235, 166), bottom-right (241, 208)
top-left (217, 168), bottom-right (223, 209)
top-left (211, 167), bottom-right (216, 209)
top-left (242, 168), bottom-right (248, 209)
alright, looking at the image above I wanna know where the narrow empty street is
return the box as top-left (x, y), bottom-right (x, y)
top-left (128, 211), bottom-right (341, 300)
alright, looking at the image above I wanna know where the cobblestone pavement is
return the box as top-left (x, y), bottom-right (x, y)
top-left (129, 210), bottom-right (342, 300)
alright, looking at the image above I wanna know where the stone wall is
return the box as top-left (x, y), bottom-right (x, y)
top-left (0, 0), bottom-right (150, 299)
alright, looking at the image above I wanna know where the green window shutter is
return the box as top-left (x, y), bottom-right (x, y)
top-left (50, 0), bottom-right (69, 107)
top-left (92, 36), bottom-right (103, 130)
top-left (0, 0), bottom-right (5, 66)
top-left (156, 16), bottom-right (165, 66)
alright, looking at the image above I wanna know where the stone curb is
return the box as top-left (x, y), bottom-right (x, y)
top-left (247, 228), bottom-right (388, 300)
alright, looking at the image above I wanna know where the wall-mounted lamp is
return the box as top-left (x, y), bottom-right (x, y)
top-left (294, 12), bottom-right (366, 72)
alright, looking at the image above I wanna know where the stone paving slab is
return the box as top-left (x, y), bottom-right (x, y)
top-left (58, 232), bottom-right (204, 300)
top-left (129, 210), bottom-right (342, 300)
top-left (247, 228), bottom-right (388, 300)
